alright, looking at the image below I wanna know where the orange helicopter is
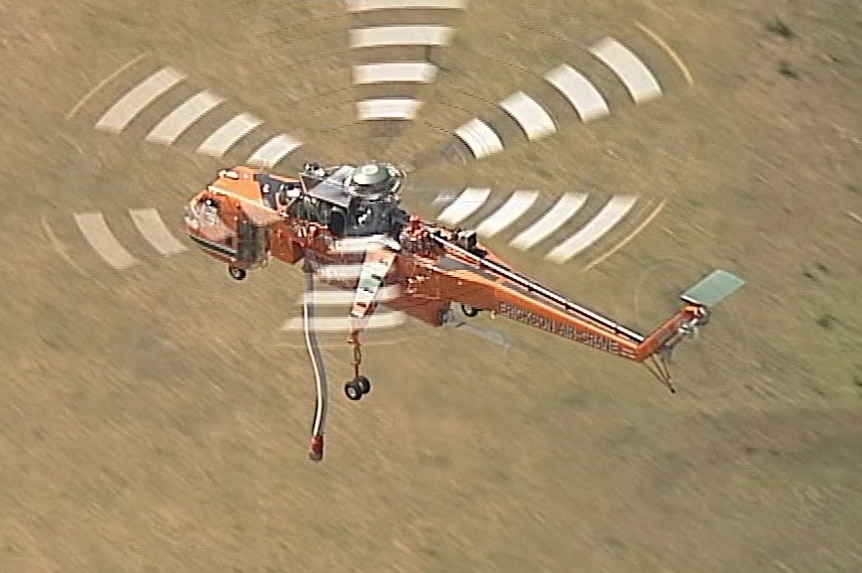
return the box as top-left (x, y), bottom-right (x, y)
top-left (184, 162), bottom-right (744, 460)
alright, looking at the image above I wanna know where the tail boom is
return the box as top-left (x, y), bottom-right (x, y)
top-left (425, 233), bottom-right (744, 391)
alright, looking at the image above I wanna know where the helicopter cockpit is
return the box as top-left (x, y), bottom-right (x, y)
top-left (287, 162), bottom-right (409, 238)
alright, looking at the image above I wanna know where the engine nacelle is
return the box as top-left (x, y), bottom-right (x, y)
top-left (292, 162), bottom-right (408, 238)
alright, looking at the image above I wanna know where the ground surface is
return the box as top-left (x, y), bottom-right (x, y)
top-left (1, 0), bottom-right (861, 571)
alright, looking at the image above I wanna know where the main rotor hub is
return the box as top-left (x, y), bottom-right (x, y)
top-left (347, 162), bottom-right (403, 202)
top-left (353, 163), bottom-right (389, 186)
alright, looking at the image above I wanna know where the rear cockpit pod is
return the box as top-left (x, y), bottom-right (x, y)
top-left (235, 216), bottom-right (269, 261)
top-left (225, 217), bottom-right (271, 281)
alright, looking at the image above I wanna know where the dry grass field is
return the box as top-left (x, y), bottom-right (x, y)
top-left (0, 0), bottom-right (860, 571)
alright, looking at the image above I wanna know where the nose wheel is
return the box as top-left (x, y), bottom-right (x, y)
top-left (344, 375), bottom-right (371, 401)
top-left (228, 266), bottom-right (247, 280)
top-left (461, 304), bottom-right (480, 317)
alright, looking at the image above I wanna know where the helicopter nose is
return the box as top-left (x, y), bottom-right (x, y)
top-left (183, 202), bottom-right (201, 231)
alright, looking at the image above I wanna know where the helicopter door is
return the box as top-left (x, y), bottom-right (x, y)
top-left (236, 217), bottom-right (269, 264)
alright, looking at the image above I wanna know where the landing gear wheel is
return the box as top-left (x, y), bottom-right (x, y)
top-left (355, 375), bottom-right (371, 395)
top-left (229, 267), bottom-right (247, 281)
top-left (344, 381), bottom-right (363, 401)
top-left (461, 304), bottom-right (480, 317)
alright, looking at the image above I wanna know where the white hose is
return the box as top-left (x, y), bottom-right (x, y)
top-left (303, 267), bottom-right (328, 461)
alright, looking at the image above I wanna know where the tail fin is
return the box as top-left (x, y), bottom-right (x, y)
top-left (645, 269), bottom-right (745, 393)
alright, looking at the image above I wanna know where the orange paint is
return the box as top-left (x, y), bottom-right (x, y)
top-left (185, 164), bottom-right (719, 392)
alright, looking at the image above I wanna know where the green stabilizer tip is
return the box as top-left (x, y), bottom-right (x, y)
top-left (681, 269), bottom-right (746, 308)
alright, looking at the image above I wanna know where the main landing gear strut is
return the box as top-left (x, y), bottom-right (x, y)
top-left (344, 331), bottom-right (372, 401)
top-left (299, 252), bottom-right (373, 462)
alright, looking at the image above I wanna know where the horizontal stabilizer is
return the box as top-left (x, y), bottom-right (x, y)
top-left (681, 269), bottom-right (745, 308)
